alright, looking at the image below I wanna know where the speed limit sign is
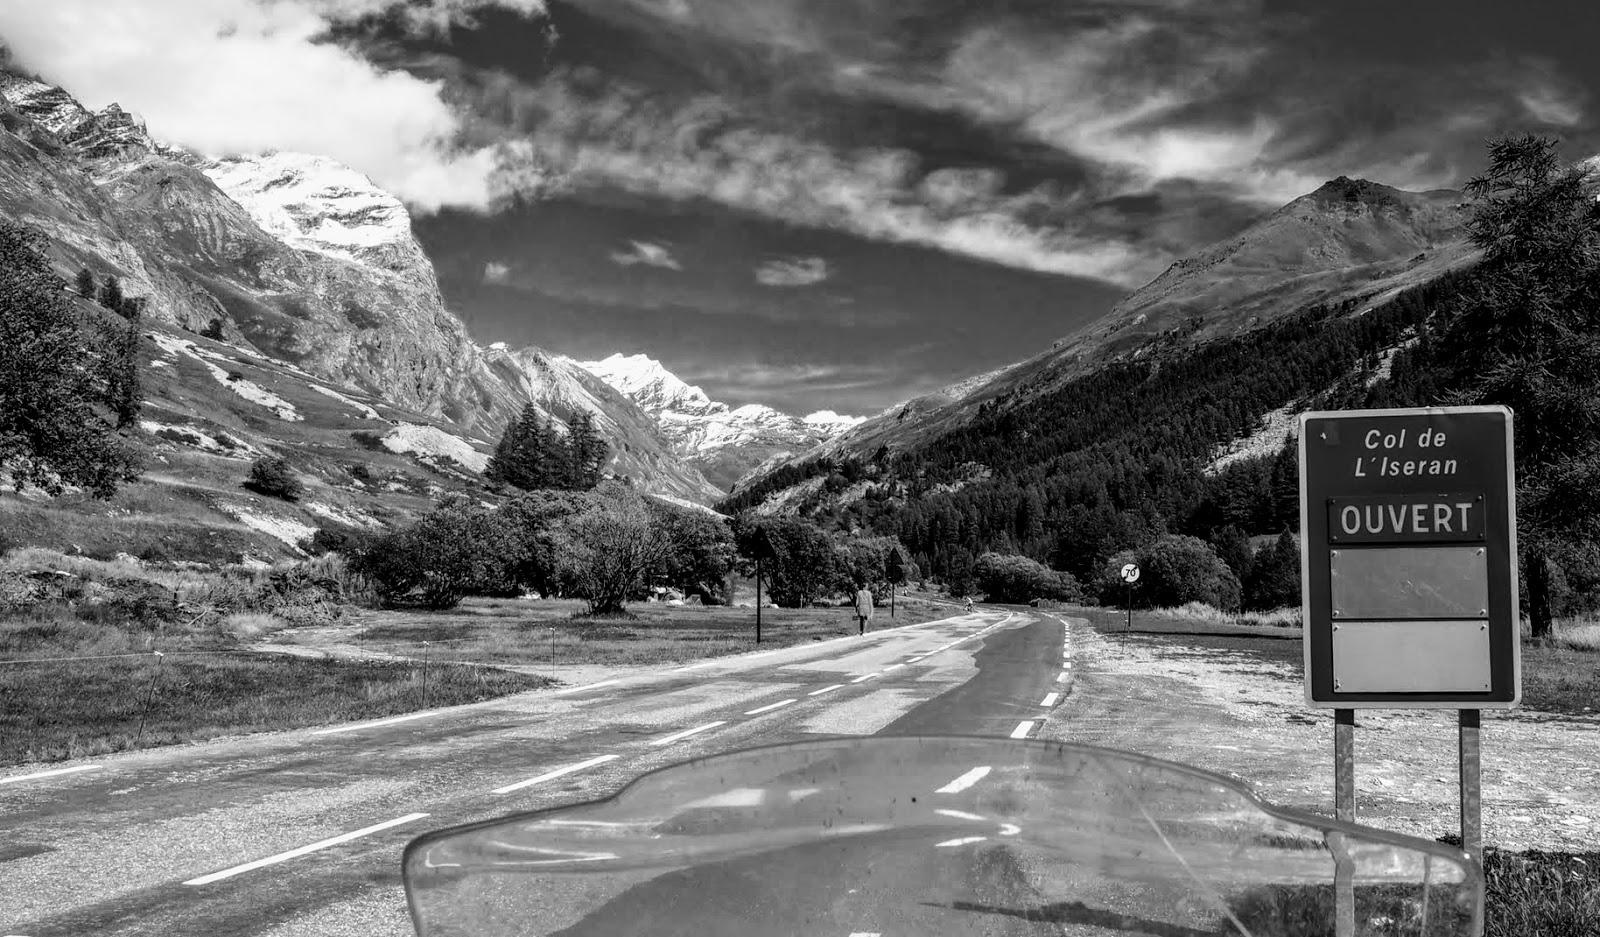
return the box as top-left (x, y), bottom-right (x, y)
top-left (1120, 563), bottom-right (1141, 583)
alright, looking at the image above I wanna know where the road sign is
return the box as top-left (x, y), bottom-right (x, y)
top-left (1299, 406), bottom-right (1520, 709)
top-left (1120, 563), bottom-right (1141, 583)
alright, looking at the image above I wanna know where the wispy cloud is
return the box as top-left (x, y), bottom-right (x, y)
top-left (610, 240), bottom-right (682, 270)
top-left (756, 256), bottom-right (830, 287)
top-left (482, 260), bottom-right (511, 282)
top-left (0, 0), bottom-right (550, 212)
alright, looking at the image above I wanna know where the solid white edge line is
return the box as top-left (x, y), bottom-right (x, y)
top-left (183, 813), bottom-right (429, 885)
top-left (553, 680), bottom-right (621, 694)
top-left (744, 699), bottom-right (796, 715)
top-left (0, 764), bottom-right (101, 785)
top-left (808, 684), bottom-right (844, 697)
top-left (935, 766), bottom-right (992, 794)
top-left (1010, 720), bottom-right (1035, 739)
top-left (1041, 692), bottom-right (1059, 707)
top-left (311, 711), bottom-right (441, 736)
top-left (492, 755), bottom-right (619, 795)
top-left (649, 721), bottom-right (727, 746)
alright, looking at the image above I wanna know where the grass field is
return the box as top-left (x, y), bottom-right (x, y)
top-left (326, 592), bottom-right (958, 668)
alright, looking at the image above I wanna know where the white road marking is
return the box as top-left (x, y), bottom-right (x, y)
top-left (1010, 721), bottom-right (1035, 739)
top-left (999, 823), bottom-right (1022, 836)
top-left (744, 699), bottom-right (796, 715)
top-left (650, 721), bottom-right (727, 746)
top-left (849, 672), bottom-right (879, 684)
top-left (935, 808), bottom-right (986, 821)
top-left (907, 656), bottom-right (927, 663)
top-left (848, 932), bottom-right (882, 936)
top-left (183, 813), bottom-right (428, 885)
top-left (492, 755), bottom-right (619, 795)
top-left (936, 766), bottom-right (992, 793)
top-left (936, 836), bottom-right (988, 848)
top-left (0, 764), bottom-right (101, 785)
top-left (882, 663), bottom-right (903, 671)
top-left (808, 684), bottom-right (844, 697)
top-left (311, 711), bottom-right (441, 735)
top-left (552, 680), bottom-right (620, 694)
top-left (1056, 672), bottom-right (1070, 683)
top-left (1041, 692), bottom-right (1060, 707)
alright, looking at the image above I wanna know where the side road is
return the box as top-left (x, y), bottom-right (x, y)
top-left (1042, 614), bottom-right (1600, 852)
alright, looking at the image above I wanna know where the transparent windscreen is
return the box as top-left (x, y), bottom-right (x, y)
top-left (402, 737), bottom-right (1482, 936)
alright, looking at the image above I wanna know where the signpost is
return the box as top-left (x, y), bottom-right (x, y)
top-left (1120, 563), bottom-right (1140, 630)
top-left (1300, 405), bottom-right (1519, 936)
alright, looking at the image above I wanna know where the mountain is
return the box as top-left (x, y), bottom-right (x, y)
top-left (0, 66), bottom-right (723, 560)
top-left (772, 175), bottom-right (1478, 470)
top-left (574, 353), bottom-right (863, 491)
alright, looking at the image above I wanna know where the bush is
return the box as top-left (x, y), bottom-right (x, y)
top-left (1098, 535), bottom-right (1242, 610)
top-left (974, 552), bottom-right (1082, 604)
top-left (734, 517), bottom-right (843, 608)
top-left (300, 525), bottom-right (369, 557)
top-left (245, 455), bottom-right (304, 502)
top-left (350, 495), bottom-right (522, 609)
top-left (556, 483), bottom-right (669, 615)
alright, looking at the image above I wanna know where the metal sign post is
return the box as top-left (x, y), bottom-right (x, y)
top-left (1120, 563), bottom-right (1140, 631)
top-left (1300, 406), bottom-right (1517, 932)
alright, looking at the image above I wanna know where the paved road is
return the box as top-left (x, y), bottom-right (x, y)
top-left (1, 608), bottom-right (1070, 937)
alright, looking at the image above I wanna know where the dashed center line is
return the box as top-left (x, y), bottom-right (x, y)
top-left (808, 684), bottom-right (844, 697)
top-left (0, 764), bottom-right (101, 785)
top-left (492, 755), bottom-right (619, 795)
top-left (1041, 692), bottom-right (1060, 707)
top-left (184, 813), bottom-right (429, 885)
top-left (936, 836), bottom-right (988, 848)
top-left (935, 766), bottom-right (992, 793)
top-left (650, 721), bottom-right (727, 746)
top-left (1010, 720), bottom-right (1036, 739)
top-left (744, 698), bottom-right (796, 715)
top-left (849, 672), bottom-right (879, 684)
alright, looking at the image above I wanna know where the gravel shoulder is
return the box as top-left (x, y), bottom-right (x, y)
top-left (1043, 614), bottom-right (1600, 852)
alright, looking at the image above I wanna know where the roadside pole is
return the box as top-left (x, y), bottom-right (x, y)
top-left (755, 557), bottom-right (762, 645)
top-left (1119, 564), bottom-right (1140, 630)
top-left (1334, 708), bottom-right (1356, 936)
top-left (1460, 709), bottom-right (1482, 862)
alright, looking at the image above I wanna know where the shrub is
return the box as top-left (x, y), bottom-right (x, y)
top-left (351, 495), bottom-right (522, 609)
top-left (974, 552), bottom-right (1082, 604)
top-left (646, 499), bottom-right (736, 604)
top-left (245, 455), bottom-right (304, 502)
top-left (1098, 535), bottom-right (1242, 610)
top-left (735, 516), bottom-right (843, 608)
top-left (557, 483), bottom-right (670, 615)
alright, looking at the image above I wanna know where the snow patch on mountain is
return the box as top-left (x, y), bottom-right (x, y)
top-left (200, 152), bottom-right (421, 269)
top-left (379, 423), bottom-right (489, 473)
top-left (574, 353), bottom-right (864, 456)
top-left (149, 333), bottom-right (303, 421)
top-left (308, 383), bottom-right (383, 420)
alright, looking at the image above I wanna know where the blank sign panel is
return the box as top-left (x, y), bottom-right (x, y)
top-left (1329, 546), bottom-right (1488, 620)
top-left (1331, 620), bottom-right (1492, 692)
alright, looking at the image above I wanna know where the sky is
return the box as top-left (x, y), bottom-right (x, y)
top-left (2, 0), bottom-right (1598, 415)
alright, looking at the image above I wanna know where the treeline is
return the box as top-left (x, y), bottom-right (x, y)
top-left (485, 404), bottom-right (609, 492)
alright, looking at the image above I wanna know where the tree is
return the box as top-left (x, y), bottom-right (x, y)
top-left (1428, 135), bottom-right (1600, 639)
top-left (1208, 525), bottom-right (1254, 586)
top-left (1099, 535), bottom-right (1240, 610)
top-left (75, 267), bottom-right (95, 299)
top-left (97, 274), bottom-right (124, 313)
top-left (647, 500), bottom-right (736, 603)
top-left (1244, 529), bottom-right (1301, 611)
top-left (106, 303), bottom-right (142, 429)
top-left (974, 552), bottom-right (1081, 603)
top-left (245, 454), bottom-right (304, 501)
top-left (737, 517), bottom-right (842, 608)
top-left (499, 488), bottom-right (589, 597)
top-left (0, 220), bottom-right (142, 497)
top-left (565, 412), bottom-right (608, 490)
top-left (556, 482), bottom-right (670, 615)
top-left (353, 495), bottom-right (524, 609)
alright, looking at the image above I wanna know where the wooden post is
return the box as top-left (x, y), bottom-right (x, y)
top-left (755, 557), bottom-right (762, 645)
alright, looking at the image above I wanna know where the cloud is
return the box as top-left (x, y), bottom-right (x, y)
top-left (803, 409), bottom-right (867, 426)
top-left (0, 0), bottom-right (549, 212)
top-left (756, 256), bottom-right (830, 287)
top-left (610, 240), bottom-right (682, 270)
top-left (482, 260), bottom-right (511, 282)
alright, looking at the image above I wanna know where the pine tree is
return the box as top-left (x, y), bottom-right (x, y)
top-left (75, 267), bottom-right (95, 299)
top-left (565, 412), bottom-right (608, 490)
top-left (109, 304), bottom-right (142, 429)
top-left (97, 275), bottom-right (123, 313)
top-left (508, 405), bottom-right (547, 489)
top-left (484, 412), bottom-right (521, 486)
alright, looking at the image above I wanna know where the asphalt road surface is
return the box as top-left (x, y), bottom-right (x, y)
top-left (1, 608), bottom-right (1073, 937)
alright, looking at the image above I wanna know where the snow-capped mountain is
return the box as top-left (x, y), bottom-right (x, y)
top-left (575, 353), bottom-right (864, 491)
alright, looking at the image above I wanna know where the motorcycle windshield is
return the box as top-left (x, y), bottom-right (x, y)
top-left (402, 736), bottom-right (1482, 937)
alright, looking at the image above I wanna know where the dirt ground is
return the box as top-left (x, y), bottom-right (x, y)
top-left (1046, 614), bottom-right (1600, 853)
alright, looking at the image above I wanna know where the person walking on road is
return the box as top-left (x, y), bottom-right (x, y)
top-left (964, 595), bottom-right (974, 612)
top-left (851, 580), bottom-right (875, 635)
